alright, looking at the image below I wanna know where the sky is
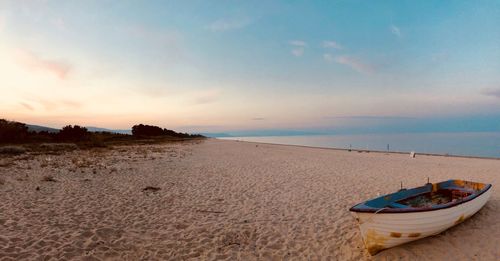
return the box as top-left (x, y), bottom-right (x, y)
top-left (1, 0), bottom-right (500, 133)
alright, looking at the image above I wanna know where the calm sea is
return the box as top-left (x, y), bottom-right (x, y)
top-left (221, 132), bottom-right (500, 158)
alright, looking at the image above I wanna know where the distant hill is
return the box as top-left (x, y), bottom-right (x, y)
top-left (26, 124), bottom-right (131, 135)
top-left (203, 129), bottom-right (323, 138)
top-left (26, 124), bottom-right (59, 133)
top-left (201, 133), bottom-right (233, 138)
top-left (86, 127), bottom-right (131, 134)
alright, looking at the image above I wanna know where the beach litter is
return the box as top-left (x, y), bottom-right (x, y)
top-left (143, 186), bottom-right (161, 192)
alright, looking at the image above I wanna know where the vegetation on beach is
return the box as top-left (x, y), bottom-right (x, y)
top-left (131, 124), bottom-right (203, 139)
top-left (0, 119), bottom-right (204, 151)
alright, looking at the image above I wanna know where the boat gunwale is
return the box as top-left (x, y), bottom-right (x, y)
top-left (349, 182), bottom-right (492, 214)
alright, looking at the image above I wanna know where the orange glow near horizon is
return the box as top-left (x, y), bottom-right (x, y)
top-left (1, 1), bottom-right (500, 132)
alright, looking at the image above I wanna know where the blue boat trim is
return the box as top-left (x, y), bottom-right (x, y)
top-left (349, 179), bottom-right (492, 213)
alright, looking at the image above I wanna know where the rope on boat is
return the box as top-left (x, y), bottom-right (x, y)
top-left (364, 207), bottom-right (389, 224)
top-left (356, 207), bottom-right (389, 251)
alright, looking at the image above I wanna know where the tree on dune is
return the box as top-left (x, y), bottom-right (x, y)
top-left (131, 124), bottom-right (204, 138)
top-left (57, 125), bottom-right (90, 142)
top-left (0, 119), bottom-right (29, 143)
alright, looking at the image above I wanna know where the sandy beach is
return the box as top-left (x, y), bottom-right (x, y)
top-left (0, 139), bottom-right (499, 260)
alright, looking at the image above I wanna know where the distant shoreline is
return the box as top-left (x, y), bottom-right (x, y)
top-left (217, 138), bottom-right (500, 161)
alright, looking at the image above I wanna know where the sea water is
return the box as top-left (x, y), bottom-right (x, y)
top-left (221, 132), bottom-right (500, 158)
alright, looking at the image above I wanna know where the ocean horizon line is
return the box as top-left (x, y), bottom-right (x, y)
top-left (217, 138), bottom-right (500, 161)
top-left (220, 132), bottom-right (500, 159)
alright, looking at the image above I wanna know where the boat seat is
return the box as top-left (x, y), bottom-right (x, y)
top-left (452, 188), bottom-right (475, 193)
top-left (389, 202), bottom-right (409, 208)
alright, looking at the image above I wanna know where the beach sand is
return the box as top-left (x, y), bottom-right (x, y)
top-left (0, 139), bottom-right (499, 260)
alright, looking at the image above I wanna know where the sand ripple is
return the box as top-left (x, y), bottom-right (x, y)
top-left (0, 139), bottom-right (499, 260)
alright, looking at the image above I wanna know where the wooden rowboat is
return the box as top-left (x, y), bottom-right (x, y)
top-left (350, 179), bottom-right (492, 255)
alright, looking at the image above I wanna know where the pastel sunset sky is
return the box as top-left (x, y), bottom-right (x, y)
top-left (1, 1), bottom-right (500, 133)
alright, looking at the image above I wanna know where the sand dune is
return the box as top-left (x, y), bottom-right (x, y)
top-left (0, 139), bottom-right (498, 260)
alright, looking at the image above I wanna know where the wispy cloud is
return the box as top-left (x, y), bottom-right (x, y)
top-left (122, 25), bottom-right (184, 63)
top-left (390, 24), bottom-right (401, 37)
top-left (289, 40), bottom-right (306, 47)
top-left (20, 102), bottom-right (34, 111)
top-left (206, 17), bottom-right (251, 32)
top-left (481, 88), bottom-right (500, 98)
top-left (37, 99), bottom-right (58, 111)
top-left (61, 100), bottom-right (82, 109)
top-left (51, 17), bottom-right (66, 31)
top-left (291, 48), bottom-right (304, 57)
top-left (252, 117), bottom-right (265, 121)
top-left (335, 55), bottom-right (374, 74)
top-left (52, 100), bottom-right (81, 111)
top-left (431, 52), bottom-right (449, 62)
top-left (124, 25), bottom-right (179, 45)
top-left (324, 115), bottom-right (416, 120)
top-left (193, 89), bottom-right (221, 105)
top-left (15, 49), bottom-right (72, 79)
top-left (25, 99), bottom-right (82, 111)
top-left (323, 53), bottom-right (333, 62)
top-left (322, 41), bottom-right (342, 49)
top-left (289, 40), bottom-right (307, 57)
top-left (0, 15), bottom-right (5, 32)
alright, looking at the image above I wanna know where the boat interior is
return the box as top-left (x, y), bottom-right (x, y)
top-left (350, 179), bottom-right (491, 213)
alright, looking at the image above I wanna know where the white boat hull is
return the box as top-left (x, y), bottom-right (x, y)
top-left (352, 188), bottom-right (492, 255)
